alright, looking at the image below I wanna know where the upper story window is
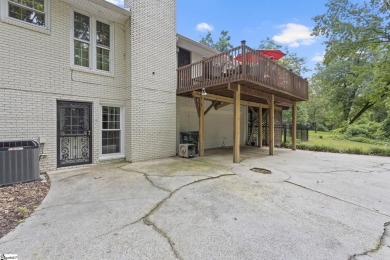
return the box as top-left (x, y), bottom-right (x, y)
top-left (72, 11), bottom-right (112, 73)
top-left (6, 0), bottom-right (47, 27)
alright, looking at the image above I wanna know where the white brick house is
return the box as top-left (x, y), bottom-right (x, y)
top-left (0, 0), bottom-right (308, 172)
top-left (0, 0), bottom-right (177, 171)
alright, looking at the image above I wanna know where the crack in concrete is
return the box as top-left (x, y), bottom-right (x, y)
top-left (139, 173), bottom-right (235, 259)
top-left (300, 169), bottom-right (375, 175)
top-left (146, 174), bottom-right (215, 178)
top-left (144, 173), bottom-right (235, 218)
top-left (374, 163), bottom-right (390, 171)
top-left (142, 173), bottom-right (236, 259)
top-left (143, 218), bottom-right (182, 259)
top-left (99, 167), bottom-right (235, 258)
top-left (349, 221), bottom-right (390, 260)
top-left (118, 167), bottom-right (172, 193)
top-left (285, 181), bottom-right (390, 218)
top-left (144, 175), bottom-right (172, 193)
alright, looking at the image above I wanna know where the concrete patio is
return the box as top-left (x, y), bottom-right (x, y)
top-left (0, 147), bottom-right (389, 259)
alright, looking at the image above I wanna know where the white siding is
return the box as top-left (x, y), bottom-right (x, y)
top-left (177, 97), bottom-right (248, 149)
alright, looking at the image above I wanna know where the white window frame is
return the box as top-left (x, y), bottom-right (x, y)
top-left (0, 0), bottom-right (50, 32)
top-left (70, 9), bottom-right (114, 74)
top-left (99, 104), bottom-right (124, 159)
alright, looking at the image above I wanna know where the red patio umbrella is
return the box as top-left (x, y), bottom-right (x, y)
top-left (235, 49), bottom-right (286, 62)
top-left (257, 49), bottom-right (286, 60)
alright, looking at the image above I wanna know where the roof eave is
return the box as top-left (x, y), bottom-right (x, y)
top-left (62, 0), bottom-right (130, 24)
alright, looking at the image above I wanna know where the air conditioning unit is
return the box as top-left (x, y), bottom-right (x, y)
top-left (179, 144), bottom-right (195, 158)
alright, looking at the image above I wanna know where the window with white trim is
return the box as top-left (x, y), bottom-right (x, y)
top-left (73, 11), bottom-right (112, 72)
top-left (4, 0), bottom-right (48, 27)
top-left (101, 106), bottom-right (121, 155)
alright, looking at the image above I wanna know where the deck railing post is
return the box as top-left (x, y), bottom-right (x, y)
top-left (241, 40), bottom-right (247, 79)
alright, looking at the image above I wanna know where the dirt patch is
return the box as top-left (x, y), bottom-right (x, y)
top-left (0, 174), bottom-right (50, 238)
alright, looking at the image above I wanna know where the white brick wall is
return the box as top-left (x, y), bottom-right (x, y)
top-left (0, 0), bottom-right (128, 171)
top-left (124, 0), bottom-right (177, 161)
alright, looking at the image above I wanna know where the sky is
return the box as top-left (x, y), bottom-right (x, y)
top-left (106, 0), bottom-right (329, 77)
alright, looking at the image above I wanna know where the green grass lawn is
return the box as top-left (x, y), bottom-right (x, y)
top-left (285, 131), bottom-right (390, 156)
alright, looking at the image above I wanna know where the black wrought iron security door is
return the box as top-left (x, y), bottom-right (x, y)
top-left (57, 101), bottom-right (92, 167)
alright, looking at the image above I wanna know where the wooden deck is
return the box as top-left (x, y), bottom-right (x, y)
top-left (177, 41), bottom-right (304, 163)
top-left (177, 41), bottom-right (308, 105)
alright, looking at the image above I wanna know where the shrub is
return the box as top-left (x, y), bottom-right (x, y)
top-left (316, 123), bottom-right (329, 132)
top-left (344, 124), bottom-right (370, 138)
top-left (345, 147), bottom-right (365, 155)
top-left (333, 121), bottom-right (385, 141)
top-left (383, 118), bottom-right (390, 138)
top-left (369, 147), bottom-right (390, 156)
top-left (348, 136), bottom-right (388, 146)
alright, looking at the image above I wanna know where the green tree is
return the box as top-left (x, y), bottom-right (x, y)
top-left (199, 30), bottom-right (233, 52)
top-left (312, 0), bottom-right (390, 125)
top-left (199, 32), bottom-right (214, 49)
top-left (303, 77), bottom-right (329, 131)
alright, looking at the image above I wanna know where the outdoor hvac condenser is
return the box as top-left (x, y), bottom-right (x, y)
top-left (0, 140), bottom-right (40, 186)
top-left (179, 144), bottom-right (195, 158)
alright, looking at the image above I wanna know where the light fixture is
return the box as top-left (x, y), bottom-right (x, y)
top-left (201, 88), bottom-right (207, 96)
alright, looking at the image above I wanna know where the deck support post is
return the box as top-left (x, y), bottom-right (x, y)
top-left (199, 95), bottom-right (205, 157)
top-left (292, 102), bottom-right (297, 151)
top-left (233, 84), bottom-right (241, 163)
top-left (258, 104), bottom-right (262, 148)
top-left (269, 95), bottom-right (275, 155)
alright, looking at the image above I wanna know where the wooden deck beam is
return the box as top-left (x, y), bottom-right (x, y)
top-left (228, 83), bottom-right (294, 106)
top-left (204, 101), bottom-right (216, 116)
top-left (192, 91), bottom-right (282, 110)
top-left (214, 102), bottom-right (230, 110)
top-left (193, 97), bottom-right (200, 117)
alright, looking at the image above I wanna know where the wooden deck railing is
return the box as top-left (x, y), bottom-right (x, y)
top-left (177, 41), bottom-right (308, 101)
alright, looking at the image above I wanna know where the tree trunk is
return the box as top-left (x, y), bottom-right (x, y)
top-left (349, 86), bottom-right (389, 124)
top-left (349, 101), bottom-right (374, 124)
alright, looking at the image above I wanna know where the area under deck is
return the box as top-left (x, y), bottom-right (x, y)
top-left (177, 41), bottom-right (309, 163)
